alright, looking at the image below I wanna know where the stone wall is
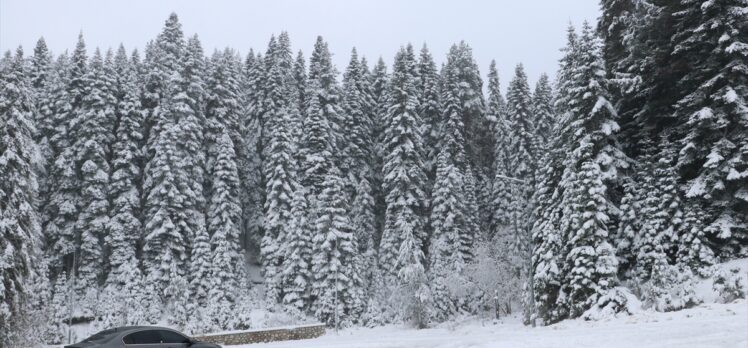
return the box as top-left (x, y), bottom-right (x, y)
top-left (193, 324), bottom-right (326, 346)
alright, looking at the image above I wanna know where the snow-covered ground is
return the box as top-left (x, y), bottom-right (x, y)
top-left (242, 300), bottom-right (748, 348)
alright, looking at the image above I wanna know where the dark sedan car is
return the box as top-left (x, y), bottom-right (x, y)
top-left (63, 326), bottom-right (221, 348)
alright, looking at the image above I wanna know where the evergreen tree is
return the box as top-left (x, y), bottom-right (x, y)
top-left (206, 48), bottom-right (243, 171)
top-left (48, 273), bottom-right (71, 344)
top-left (74, 48), bottom-right (116, 297)
top-left (47, 33), bottom-right (87, 277)
top-left (532, 73), bottom-right (554, 145)
top-left (487, 60), bottom-right (513, 240)
top-left (0, 47), bottom-right (43, 347)
top-left (417, 45), bottom-right (442, 177)
top-left (106, 44), bottom-right (145, 298)
top-left (369, 57), bottom-right (389, 247)
top-left (428, 150), bottom-right (464, 319)
top-left (207, 132), bottom-right (242, 329)
top-left (311, 170), bottom-right (360, 326)
top-left (39, 53), bottom-right (73, 275)
top-left (142, 13), bottom-right (186, 154)
top-left (292, 50), bottom-right (307, 147)
top-left (341, 48), bottom-right (375, 191)
top-left (187, 219), bottom-right (212, 323)
top-left (506, 64), bottom-right (538, 186)
top-left (671, 0), bottom-right (748, 258)
top-left (282, 187), bottom-right (314, 311)
top-left (29, 37), bottom-right (52, 98)
top-left (142, 13), bottom-right (188, 296)
top-left (532, 22), bottom-right (627, 323)
top-left (379, 45), bottom-right (428, 278)
top-left (144, 21), bottom-right (207, 301)
top-left (261, 32), bottom-right (299, 303)
top-left (300, 36), bottom-right (342, 196)
top-left (560, 148), bottom-right (618, 318)
top-left (395, 218), bottom-right (433, 329)
top-left (239, 50), bottom-right (266, 261)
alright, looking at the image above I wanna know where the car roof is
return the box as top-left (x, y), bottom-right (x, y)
top-left (90, 326), bottom-right (185, 341)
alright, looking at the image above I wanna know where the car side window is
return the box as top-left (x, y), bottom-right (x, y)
top-left (124, 330), bottom-right (162, 344)
top-left (158, 330), bottom-right (188, 344)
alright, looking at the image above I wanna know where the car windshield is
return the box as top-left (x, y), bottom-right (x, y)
top-left (82, 328), bottom-right (118, 343)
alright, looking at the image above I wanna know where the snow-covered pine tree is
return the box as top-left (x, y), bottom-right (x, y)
top-left (487, 60), bottom-right (513, 240)
top-left (207, 132), bottom-right (243, 329)
top-left (107, 44), bottom-right (143, 280)
top-left (74, 48), bottom-right (116, 301)
top-left (239, 49), bottom-right (266, 261)
top-left (311, 169), bottom-right (361, 326)
top-left (532, 73), bottom-right (554, 146)
top-left (187, 217), bottom-right (212, 330)
top-left (428, 149), bottom-right (464, 320)
top-left (341, 51), bottom-right (377, 298)
top-left (292, 50), bottom-right (307, 147)
top-left (47, 272), bottom-right (71, 344)
top-left (379, 44), bottom-right (428, 279)
top-left (104, 44), bottom-right (147, 326)
top-left (145, 26), bottom-right (209, 309)
top-left (29, 37), bottom-right (52, 99)
top-left (341, 48), bottom-right (375, 192)
top-left (142, 13), bottom-right (186, 154)
top-left (38, 53), bottom-right (72, 273)
top-left (501, 64), bottom-right (538, 264)
top-left (554, 22), bottom-right (626, 320)
top-left (443, 43), bottom-right (491, 239)
top-left (395, 218), bottom-right (433, 329)
top-left (443, 43), bottom-right (486, 172)
top-left (261, 32), bottom-right (299, 303)
top-left (416, 45), bottom-right (442, 179)
top-left (633, 138), bottom-right (683, 280)
top-left (530, 29), bottom-right (580, 324)
top-left (179, 33), bottom-right (208, 236)
top-left (431, 49), bottom-right (472, 269)
top-left (206, 48), bottom-right (243, 171)
top-left (530, 28), bottom-right (580, 324)
top-left (614, 175), bottom-right (642, 278)
top-left (349, 173), bottom-right (377, 308)
top-left (30, 37), bottom-right (52, 145)
top-left (528, 151), bottom-right (565, 325)
top-left (300, 36), bottom-right (342, 197)
top-left (34, 50), bottom-right (67, 168)
top-left (282, 187), bottom-right (314, 311)
top-left (462, 166), bottom-right (480, 263)
top-left (142, 13), bottom-right (190, 299)
top-left (560, 146), bottom-right (618, 318)
top-left (369, 57), bottom-right (389, 248)
top-left (46, 34), bottom-right (87, 277)
top-left (506, 64), bottom-right (538, 188)
top-left (0, 47), bottom-right (44, 348)
top-left (671, 0), bottom-right (748, 258)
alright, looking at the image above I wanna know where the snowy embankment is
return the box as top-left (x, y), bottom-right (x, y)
top-left (242, 301), bottom-right (747, 348)
top-left (243, 259), bottom-right (748, 348)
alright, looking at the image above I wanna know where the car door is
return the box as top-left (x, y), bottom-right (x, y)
top-left (157, 330), bottom-right (190, 348)
top-left (123, 329), bottom-right (164, 348)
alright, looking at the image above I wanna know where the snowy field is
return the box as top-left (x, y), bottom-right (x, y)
top-left (242, 301), bottom-right (748, 348)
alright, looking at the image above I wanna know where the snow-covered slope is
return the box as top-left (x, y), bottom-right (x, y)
top-left (241, 300), bottom-right (747, 348)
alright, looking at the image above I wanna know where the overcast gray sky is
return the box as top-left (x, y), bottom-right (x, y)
top-left (1, 0), bottom-right (600, 89)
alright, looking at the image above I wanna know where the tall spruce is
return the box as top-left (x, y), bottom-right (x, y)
top-left (74, 48), bottom-right (116, 297)
top-left (261, 32), bottom-right (299, 303)
top-left (105, 45), bottom-right (145, 308)
top-left (379, 44), bottom-right (428, 280)
top-left (0, 47), bottom-right (43, 347)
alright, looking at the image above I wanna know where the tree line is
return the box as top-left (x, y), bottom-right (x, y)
top-left (1, 1), bottom-right (745, 346)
